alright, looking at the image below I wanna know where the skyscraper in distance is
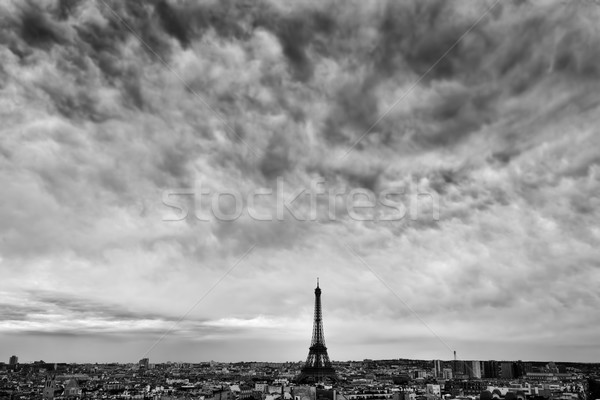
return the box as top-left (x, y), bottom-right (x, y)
top-left (433, 359), bottom-right (442, 378)
top-left (470, 361), bottom-right (482, 378)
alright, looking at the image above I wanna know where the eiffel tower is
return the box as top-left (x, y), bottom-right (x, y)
top-left (296, 279), bottom-right (338, 383)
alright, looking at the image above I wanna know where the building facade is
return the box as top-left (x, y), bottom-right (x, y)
top-left (433, 360), bottom-right (442, 378)
top-left (483, 361), bottom-right (499, 379)
top-left (500, 362), bottom-right (515, 379)
top-left (442, 368), bottom-right (453, 380)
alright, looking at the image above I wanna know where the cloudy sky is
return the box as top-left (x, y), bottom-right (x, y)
top-left (1, 0), bottom-right (600, 364)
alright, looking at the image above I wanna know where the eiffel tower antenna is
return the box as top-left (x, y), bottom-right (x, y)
top-left (296, 279), bottom-right (338, 383)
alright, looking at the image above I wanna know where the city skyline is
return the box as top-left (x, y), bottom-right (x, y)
top-left (4, 355), bottom-right (600, 366)
top-left (1, 0), bottom-right (600, 364)
top-left (1, 272), bottom-right (597, 364)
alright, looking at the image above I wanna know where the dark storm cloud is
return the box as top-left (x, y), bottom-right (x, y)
top-left (316, 0), bottom-right (600, 153)
top-left (20, 3), bottom-right (69, 48)
top-left (375, 0), bottom-right (464, 79)
top-left (55, 0), bottom-right (82, 21)
top-left (154, 0), bottom-right (191, 48)
top-left (256, 9), bottom-right (335, 82)
top-left (153, 0), bottom-right (260, 46)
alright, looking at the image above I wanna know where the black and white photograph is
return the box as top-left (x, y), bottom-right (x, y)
top-left (1, 0), bottom-right (600, 398)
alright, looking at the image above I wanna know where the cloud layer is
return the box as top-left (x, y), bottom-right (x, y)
top-left (1, 0), bottom-right (600, 362)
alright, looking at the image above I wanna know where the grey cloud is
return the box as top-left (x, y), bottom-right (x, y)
top-left (19, 1), bottom-right (71, 49)
top-left (154, 0), bottom-right (192, 48)
top-left (27, 290), bottom-right (181, 323)
top-left (54, 0), bottom-right (81, 21)
top-left (0, 303), bottom-right (46, 321)
top-left (259, 132), bottom-right (296, 180)
top-left (1, 0), bottom-right (600, 362)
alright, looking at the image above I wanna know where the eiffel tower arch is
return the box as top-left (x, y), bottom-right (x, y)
top-left (296, 279), bottom-right (338, 384)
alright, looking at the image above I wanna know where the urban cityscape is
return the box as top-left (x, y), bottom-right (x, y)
top-left (2, 0), bottom-right (599, 400)
top-left (2, 355), bottom-right (600, 400)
